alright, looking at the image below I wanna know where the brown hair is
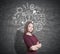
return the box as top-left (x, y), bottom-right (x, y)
top-left (24, 21), bottom-right (34, 34)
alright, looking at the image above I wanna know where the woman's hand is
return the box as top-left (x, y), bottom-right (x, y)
top-left (30, 45), bottom-right (39, 51)
top-left (37, 41), bottom-right (40, 44)
top-left (36, 41), bottom-right (42, 48)
top-left (29, 41), bottom-right (42, 51)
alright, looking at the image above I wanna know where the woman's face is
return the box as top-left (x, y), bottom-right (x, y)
top-left (28, 23), bottom-right (34, 33)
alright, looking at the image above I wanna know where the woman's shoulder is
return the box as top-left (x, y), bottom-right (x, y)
top-left (23, 33), bottom-right (29, 38)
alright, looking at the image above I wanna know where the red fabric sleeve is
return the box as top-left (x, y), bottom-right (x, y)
top-left (24, 36), bottom-right (33, 48)
top-left (33, 34), bottom-right (40, 43)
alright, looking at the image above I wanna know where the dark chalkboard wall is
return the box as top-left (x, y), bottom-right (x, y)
top-left (0, 0), bottom-right (60, 54)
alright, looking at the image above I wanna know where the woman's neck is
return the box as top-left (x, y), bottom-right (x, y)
top-left (26, 32), bottom-right (32, 36)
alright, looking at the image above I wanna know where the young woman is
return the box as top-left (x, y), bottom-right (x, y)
top-left (23, 21), bottom-right (42, 54)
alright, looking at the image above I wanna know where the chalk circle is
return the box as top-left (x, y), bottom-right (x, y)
top-left (17, 7), bottom-right (23, 13)
top-left (30, 4), bottom-right (35, 10)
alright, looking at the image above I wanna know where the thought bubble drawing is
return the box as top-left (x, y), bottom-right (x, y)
top-left (12, 3), bottom-right (46, 33)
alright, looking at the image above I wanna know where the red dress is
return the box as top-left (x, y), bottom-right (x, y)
top-left (23, 33), bottom-right (40, 54)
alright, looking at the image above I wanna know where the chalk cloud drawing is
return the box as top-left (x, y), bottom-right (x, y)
top-left (12, 3), bottom-right (46, 33)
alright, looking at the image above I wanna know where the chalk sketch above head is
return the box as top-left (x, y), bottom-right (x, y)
top-left (12, 3), bottom-right (46, 33)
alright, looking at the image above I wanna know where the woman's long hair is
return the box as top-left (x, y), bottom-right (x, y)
top-left (24, 21), bottom-right (34, 34)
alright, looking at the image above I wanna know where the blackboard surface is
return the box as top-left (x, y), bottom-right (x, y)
top-left (0, 0), bottom-right (60, 54)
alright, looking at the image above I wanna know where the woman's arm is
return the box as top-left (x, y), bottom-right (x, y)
top-left (30, 45), bottom-right (39, 51)
top-left (36, 41), bottom-right (42, 48)
top-left (30, 42), bottom-right (42, 51)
